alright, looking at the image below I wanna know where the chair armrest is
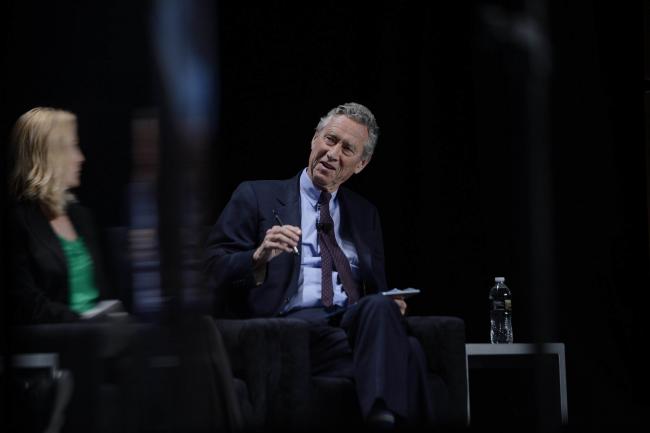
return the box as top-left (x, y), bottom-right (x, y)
top-left (9, 323), bottom-right (138, 359)
top-left (215, 318), bottom-right (312, 430)
top-left (406, 315), bottom-right (468, 426)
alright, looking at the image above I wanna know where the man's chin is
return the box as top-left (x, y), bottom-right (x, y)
top-left (311, 172), bottom-right (331, 189)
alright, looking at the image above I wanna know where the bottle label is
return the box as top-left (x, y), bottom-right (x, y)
top-left (505, 299), bottom-right (512, 312)
top-left (491, 300), bottom-right (505, 311)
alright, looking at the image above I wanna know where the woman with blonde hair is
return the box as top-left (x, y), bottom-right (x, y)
top-left (7, 107), bottom-right (108, 323)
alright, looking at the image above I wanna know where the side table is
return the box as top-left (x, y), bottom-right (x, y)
top-left (465, 343), bottom-right (568, 426)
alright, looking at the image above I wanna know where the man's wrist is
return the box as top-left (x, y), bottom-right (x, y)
top-left (252, 249), bottom-right (267, 285)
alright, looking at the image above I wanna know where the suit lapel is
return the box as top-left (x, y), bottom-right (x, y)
top-left (274, 183), bottom-right (300, 228)
top-left (272, 173), bottom-right (302, 297)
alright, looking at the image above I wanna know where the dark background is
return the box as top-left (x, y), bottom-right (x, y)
top-left (1, 0), bottom-right (647, 430)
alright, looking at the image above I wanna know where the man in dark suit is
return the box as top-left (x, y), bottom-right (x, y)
top-left (205, 102), bottom-right (433, 428)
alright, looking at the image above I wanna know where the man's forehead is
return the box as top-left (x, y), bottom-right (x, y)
top-left (323, 115), bottom-right (368, 137)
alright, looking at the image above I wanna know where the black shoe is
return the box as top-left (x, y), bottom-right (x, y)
top-left (366, 408), bottom-right (396, 430)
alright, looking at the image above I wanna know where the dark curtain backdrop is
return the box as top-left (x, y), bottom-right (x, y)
top-left (1, 0), bottom-right (647, 429)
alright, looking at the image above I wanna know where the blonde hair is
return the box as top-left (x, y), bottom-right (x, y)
top-left (10, 107), bottom-right (78, 217)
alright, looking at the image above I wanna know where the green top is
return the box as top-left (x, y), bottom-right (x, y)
top-left (58, 235), bottom-right (99, 313)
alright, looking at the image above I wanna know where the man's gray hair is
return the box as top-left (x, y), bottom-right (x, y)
top-left (315, 102), bottom-right (379, 159)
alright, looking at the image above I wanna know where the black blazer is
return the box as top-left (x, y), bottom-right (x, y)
top-left (7, 200), bottom-right (109, 324)
top-left (205, 171), bottom-right (388, 318)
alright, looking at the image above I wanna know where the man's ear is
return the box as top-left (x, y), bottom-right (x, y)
top-left (354, 156), bottom-right (371, 174)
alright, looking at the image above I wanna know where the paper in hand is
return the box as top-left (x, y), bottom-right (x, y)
top-left (80, 299), bottom-right (125, 320)
top-left (381, 288), bottom-right (421, 299)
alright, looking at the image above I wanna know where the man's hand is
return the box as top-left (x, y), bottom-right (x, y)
top-left (253, 224), bottom-right (301, 267)
top-left (393, 297), bottom-right (407, 316)
top-left (251, 224), bottom-right (300, 285)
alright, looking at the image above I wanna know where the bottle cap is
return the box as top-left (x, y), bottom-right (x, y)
top-left (494, 277), bottom-right (505, 283)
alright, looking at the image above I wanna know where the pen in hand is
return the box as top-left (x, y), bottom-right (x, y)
top-left (272, 210), bottom-right (300, 256)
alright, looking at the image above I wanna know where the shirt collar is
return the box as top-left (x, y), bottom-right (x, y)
top-left (300, 168), bottom-right (338, 209)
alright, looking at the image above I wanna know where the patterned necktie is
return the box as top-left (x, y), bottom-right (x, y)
top-left (318, 191), bottom-right (359, 306)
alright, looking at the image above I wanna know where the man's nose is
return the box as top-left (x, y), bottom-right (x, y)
top-left (326, 144), bottom-right (341, 160)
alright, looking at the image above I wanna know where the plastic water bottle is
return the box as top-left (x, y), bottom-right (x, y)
top-left (489, 277), bottom-right (513, 343)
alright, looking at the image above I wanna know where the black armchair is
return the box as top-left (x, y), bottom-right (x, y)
top-left (216, 315), bottom-right (468, 431)
top-left (216, 318), bottom-right (313, 432)
top-left (5, 316), bottom-right (244, 433)
top-left (5, 322), bottom-right (139, 433)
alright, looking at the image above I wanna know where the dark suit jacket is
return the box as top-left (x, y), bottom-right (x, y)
top-left (7, 200), bottom-right (108, 324)
top-left (205, 171), bottom-right (388, 318)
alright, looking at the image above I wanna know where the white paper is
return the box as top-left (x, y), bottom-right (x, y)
top-left (380, 288), bottom-right (421, 299)
top-left (80, 299), bottom-right (124, 320)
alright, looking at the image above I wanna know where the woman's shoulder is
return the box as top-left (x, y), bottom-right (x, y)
top-left (9, 199), bottom-right (94, 230)
top-left (8, 199), bottom-right (43, 222)
top-left (5, 200), bottom-right (48, 244)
